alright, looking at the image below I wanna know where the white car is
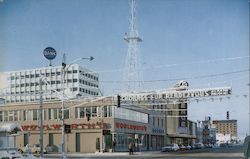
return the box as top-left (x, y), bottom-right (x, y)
top-left (186, 145), bottom-right (191, 150)
top-left (0, 149), bottom-right (23, 159)
top-left (162, 144), bottom-right (179, 152)
top-left (18, 144), bottom-right (46, 154)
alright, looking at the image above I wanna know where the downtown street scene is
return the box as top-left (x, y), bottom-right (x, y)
top-left (0, 0), bottom-right (249, 159)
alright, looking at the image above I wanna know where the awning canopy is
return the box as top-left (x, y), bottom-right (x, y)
top-left (0, 122), bottom-right (22, 133)
top-left (167, 133), bottom-right (196, 139)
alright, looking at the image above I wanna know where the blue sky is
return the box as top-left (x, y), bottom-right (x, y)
top-left (0, 0), bottom-right (249, 139)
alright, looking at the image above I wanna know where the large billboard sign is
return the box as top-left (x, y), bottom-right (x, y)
top-left (120, 87), bottom-right (232, 102)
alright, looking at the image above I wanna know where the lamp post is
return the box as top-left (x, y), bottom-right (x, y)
top-left (61, 55), bottom-right (94, 159)
top-left (40, 47), bottom-right (57, 158)
top-left (39, 77), bottom-right (44, 158)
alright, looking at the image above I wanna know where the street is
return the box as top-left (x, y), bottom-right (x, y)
top-left (44, 145), bottom-right (244, 159)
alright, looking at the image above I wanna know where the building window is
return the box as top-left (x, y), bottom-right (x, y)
top-left (86, 107), bottom-right (91, 119)
top-left (103, 106), bottom-right (108, 117)
top-left (73, 79), bottom-right (77, 83)
top-left (0, 111), bottom-right (2, 121)
top-left (73, 70), bottom-right (77, 73)
top-left (4, 111), bottom-right (8, 121)
top-left (79, 107), bottom-right (85, 118)
top-left (64, 110), bottom-right (69, 119)
top-left (92, 107), bottom-right (97, 117)
top-left (33, 109), bottom-right (38, 120)
top-left (108, 106), bottom-right (112, 117)
top-left (49, 108), bottom-right (59, 120)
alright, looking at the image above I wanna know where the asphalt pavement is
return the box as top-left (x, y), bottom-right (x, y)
top-left (43, 145), bottom-right (244, 159)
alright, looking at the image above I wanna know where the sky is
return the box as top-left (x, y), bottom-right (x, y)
top-left (0, 0), bottom-right (249, 139)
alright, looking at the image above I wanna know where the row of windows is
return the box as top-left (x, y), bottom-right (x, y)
top-left (75, 106), bottom-right (112, 119)
top-left (0, 106), bottom-right (112, 122)
top-left (79, 79), bottom-right (98, 88)
top-left (79, 70), bottom-right (98, 81)
top-left (10, 70), bottom-right (98, 81)
top-left (0, 106), bottom-right (152, 124)
top-left (152, 117), bottom-right (164, 128)
top-left (79, 88), bottom-right (98, 95)
top-left (10, 79), bottom-right (98, 89)
top-left (5, 98), bottom-right (57, 103)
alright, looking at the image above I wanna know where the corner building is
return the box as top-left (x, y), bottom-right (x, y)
top-left (0, 97), bottom-right (165, 153)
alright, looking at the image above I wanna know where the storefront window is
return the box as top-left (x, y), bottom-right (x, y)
top-left (114, 107), bottom-right (148, 123)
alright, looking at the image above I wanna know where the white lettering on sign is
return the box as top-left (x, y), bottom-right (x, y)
top-left (121, 87), bottom-right (231, 102)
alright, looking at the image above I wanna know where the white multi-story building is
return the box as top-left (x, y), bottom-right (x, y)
top-left (0, 64), bottom-right (100, 104)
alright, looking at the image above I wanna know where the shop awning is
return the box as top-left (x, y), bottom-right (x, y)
top-left (167, 133), bottom-right (196, 139)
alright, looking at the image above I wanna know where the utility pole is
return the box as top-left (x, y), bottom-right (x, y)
top-left (61, 54), bottom-right (66, 159)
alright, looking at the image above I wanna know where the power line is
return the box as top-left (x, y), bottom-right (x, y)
top-left (100, 69), bottom-right (249, 83)
top-left (83, 56), bottom-right (249, 74)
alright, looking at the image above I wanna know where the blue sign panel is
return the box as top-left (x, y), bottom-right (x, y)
top-left (43, 47), bottom-right (57, 60)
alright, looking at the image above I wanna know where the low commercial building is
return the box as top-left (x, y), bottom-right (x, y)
top-left (0, 97), bottom-right (165, 153)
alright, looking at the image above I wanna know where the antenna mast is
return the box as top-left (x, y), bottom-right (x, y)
top-left (123, 0), bottom-right (143, 92)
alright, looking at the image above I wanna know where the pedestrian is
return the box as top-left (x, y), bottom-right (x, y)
top-left (128, 142), bottom-right (132, 155)
top-left (112, 139), bottom-right (116, 152)
top-left (132, 142), bottom-right (135, 154)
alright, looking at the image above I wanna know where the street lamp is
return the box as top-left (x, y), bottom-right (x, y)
top-left (61, 55), bottom-right (94, 159)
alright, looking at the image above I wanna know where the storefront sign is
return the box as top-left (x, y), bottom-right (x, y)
top-left (115, 122), bottom-right (147, 131)
top-left (21, 120), bottom-right (106, 131)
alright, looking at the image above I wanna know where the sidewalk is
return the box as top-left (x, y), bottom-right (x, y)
top-left (44, 150), bottom-right (160, 157)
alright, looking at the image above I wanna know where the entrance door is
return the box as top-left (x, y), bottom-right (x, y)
top-left (49, 133), bottom-right (54, 146)
top-left (76, 133), bottom-right (80, 152)
top-left (24, 133), bottom-right (29, 146)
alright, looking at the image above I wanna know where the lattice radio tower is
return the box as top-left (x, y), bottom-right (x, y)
top-left (123, 0), bottom-right (143, 92)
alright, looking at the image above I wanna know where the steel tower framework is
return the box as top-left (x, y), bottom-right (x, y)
top-left (124, 0), bottom-right (143, 92)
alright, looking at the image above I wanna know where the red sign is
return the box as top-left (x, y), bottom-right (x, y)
top-left (115, 122), bottom-right (147, 131)
top-left (21, 120), bottom-right (106, 131)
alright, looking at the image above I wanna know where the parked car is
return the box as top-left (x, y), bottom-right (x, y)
top-left (18, 144), bottom-right (46, 154)
top-left (0, 149), bottom-right (23, 159)
top-left (161, 144), bottom-right (179, 152)
top-left (185, 145), bottom-right (191, 150)
top-left (194, 143), bottom-right (204, 149)
top-left (179, 145), bottom-right (186, 151)
top-left (45, 144), bottom-right (59, 153)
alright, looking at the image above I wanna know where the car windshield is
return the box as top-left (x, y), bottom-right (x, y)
top-left (165, 144), bottom-right (174, 147)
